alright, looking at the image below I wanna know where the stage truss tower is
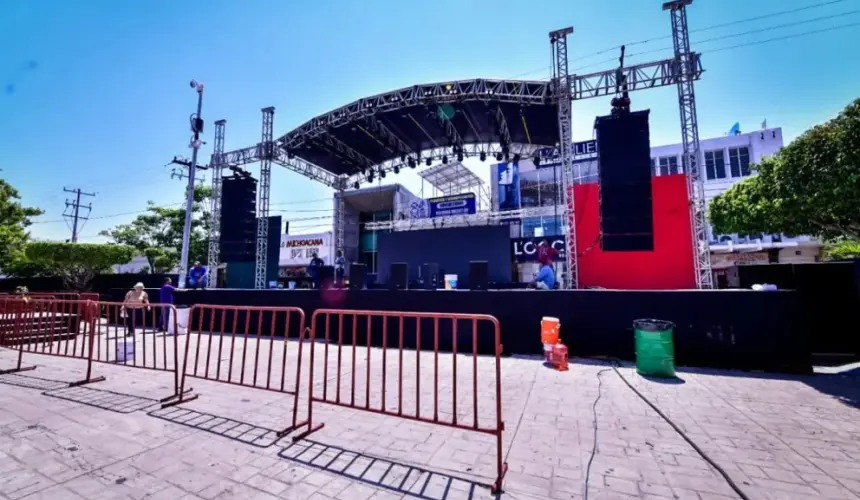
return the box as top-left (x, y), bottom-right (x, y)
top-left (666, 0), bottom-right (712, 289)
top-left (207, 119), bottom-right (226, 288)
top-left (256, 107), bottom-right (275, 290)
top-left (550, 27), bottom-right (578, 290)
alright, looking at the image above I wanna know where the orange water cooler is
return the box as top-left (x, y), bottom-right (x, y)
top-left (541, 317), bottom-right (560, 363)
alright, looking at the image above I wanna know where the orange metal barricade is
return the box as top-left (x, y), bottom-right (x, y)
top-left (163, 304), bottom-right (308, 438)
top-left (0, 298), bottom-right (103, 386)
top-left (83, 301), bottom-right (187, 402)
top-left (294, 309), bottom-right (507, 493)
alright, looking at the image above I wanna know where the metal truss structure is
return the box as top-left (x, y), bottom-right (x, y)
top-left (207, 119), bottom-right (226, 287)
top-left (666, 0), bottom-right (712, 289)
top-left (550, 27), bottom-right (578, 290)
top-left (364, 207), bottom-right (554, 232)
top-left (255, 107), bottom-right (275, 290)
top-left (205, 0), bottom-right (710, 290)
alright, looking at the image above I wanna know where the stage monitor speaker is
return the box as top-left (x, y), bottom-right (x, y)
top-left (389, 263), bottom-right (408, 290)
top-left (469, 261), bottom-right (488, 290)
top-left (421, 263), bottom-right (440, 290)
top-left (317, 266), bottom-right (334, 289)
top-left (349, 263), bottom-right (367, 290)
top-left (596, 110), bottom-right (654, 252)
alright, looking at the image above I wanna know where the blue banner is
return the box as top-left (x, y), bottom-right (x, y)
top-left (428, 193), bottom-right (476, 217)
top-left (497, 162), bottom-right (520, 211)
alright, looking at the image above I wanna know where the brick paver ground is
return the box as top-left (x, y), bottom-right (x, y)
top-left (1, 334), bottom-right (859, 500)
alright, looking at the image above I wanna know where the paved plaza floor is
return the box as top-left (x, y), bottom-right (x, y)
top-left (1, 342), bottom-right (859, 500)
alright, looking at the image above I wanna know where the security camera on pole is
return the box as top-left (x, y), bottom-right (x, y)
top-left (178, 80), bottom-right (205, 289)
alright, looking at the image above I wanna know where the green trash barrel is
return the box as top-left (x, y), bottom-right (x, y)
top-left (633, 319), bottom-right (676, 378)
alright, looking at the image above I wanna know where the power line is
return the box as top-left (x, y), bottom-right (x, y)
top-left (62, 187), bottom-right (95, 243)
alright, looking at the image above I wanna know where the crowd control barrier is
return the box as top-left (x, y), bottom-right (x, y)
top-left (294, 309), bottom-right (507, 493)
top-left (0, 298), bottom-right (103, 386)
top-left (163, 304), bottom-right (309, 438)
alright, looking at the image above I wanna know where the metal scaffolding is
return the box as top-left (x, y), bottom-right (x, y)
top-left (666, 0), bottom-right (713, 289)
top-left (207, 119), bottom-right (226, 288)
top-left (255, 107), bottom-right (275, 290)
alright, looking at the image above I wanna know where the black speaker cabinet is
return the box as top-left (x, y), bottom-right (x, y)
top-left (349, 263), bottom-right (367, 290)
top-left (421, 263), bottom-right (440, 290)
top-left (389, 263), bottom-right (408, 290)
top-left (317, 266), bottom-right (334, 289)
top-left (469, 261), bottom-right (489, 291)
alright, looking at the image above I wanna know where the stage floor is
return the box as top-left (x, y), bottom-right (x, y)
top-left (175, 288), bottom-right (812, 374)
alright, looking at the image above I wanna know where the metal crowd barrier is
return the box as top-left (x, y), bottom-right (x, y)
top-left (0, 298), bottom-right (102, 386)
top-left (293, 309), bottom-right (507, 493)
top-left (163, 304), bottom-right (309, 438)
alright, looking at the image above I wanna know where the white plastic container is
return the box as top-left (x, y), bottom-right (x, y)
top-left (116, 341), bottom-right (135, 363)
top-left (168, 307), bottom-right (189, 336)
top-left (444, 274), bottom-right (458, 290)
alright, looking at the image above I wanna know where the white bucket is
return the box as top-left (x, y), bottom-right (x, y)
top-left (444, 274), bottom-right (458, 290)
top-left (288, 281), bottom-right (296, 290)
top-left (168, 308), bottom-right (189, 336)
top-left (116, 341), bottom-right (135, 363)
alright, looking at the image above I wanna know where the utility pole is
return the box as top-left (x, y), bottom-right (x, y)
top-left (169, 156), bottom-right (207, 195)
top-left (63, 188), bottom-right (95, 243)
top-left (178, 80), bottom-right (206, 289)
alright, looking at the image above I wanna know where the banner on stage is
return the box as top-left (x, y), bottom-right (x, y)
top-left (534, 140), bottom-right (598, 164)
top-left (279, 232), bottom-right (332, 266)
top-left (409, 193), bottom-right (477, 218)
top-left (497, 162), bottom-right (520, 211)
top-left (511, 236), bottom-right (566, 263)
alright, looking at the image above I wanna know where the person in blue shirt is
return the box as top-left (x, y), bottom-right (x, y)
top-left (188, 261), bottom-right (208, 289)
top-left (532, 262), bottom-right (556, 290)
top-left (157, 277), bottom-right (183, 332)
top-left (334, 249), bottom-right (346, 288)
top-left (308, 253), bottom-right (324, 288)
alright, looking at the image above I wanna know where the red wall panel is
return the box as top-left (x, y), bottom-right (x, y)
top-left (571, 173), bottom-right (696, 289)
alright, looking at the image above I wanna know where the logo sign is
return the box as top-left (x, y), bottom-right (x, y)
top-left (511, 237), bottom-right (566, 263)
top-left (427, 193), bottom-right (477, 217)
top-left (279, 233), bottom-right (331, 266)
top-left (535, 140), bottom-right (598, 165)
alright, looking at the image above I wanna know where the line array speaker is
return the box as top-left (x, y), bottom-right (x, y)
top-left (596, 110), bottom-right (654, 252)
top-left (220, 175), bottom-right (257, 262)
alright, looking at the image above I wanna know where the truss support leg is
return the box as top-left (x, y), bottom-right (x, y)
top-left (255, 107), bottom-right (275, 290)
top-left (335, 190), bottom-right (345, 255)
top-left (550, 27), bottom-right (578, 290)
top-left (667, 3), bottom-right (713, 289)
top-left (208, 120), bottom-right (226, 288)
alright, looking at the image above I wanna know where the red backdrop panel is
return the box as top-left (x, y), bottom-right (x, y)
top-left (570, 173), bottom-right (696, 289)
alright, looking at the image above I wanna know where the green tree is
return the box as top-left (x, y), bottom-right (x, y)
top-left (709, 98), bottom-right (860, 239)
top-left (24, 242), bottom-right (135, 290)
top-left (0, 179), bottom-right (43, 273)
top-left (99, 185), bottom-right (211, 273)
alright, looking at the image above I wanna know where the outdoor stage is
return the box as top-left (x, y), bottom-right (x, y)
top-left (176, 288), bottom-right (812, 375)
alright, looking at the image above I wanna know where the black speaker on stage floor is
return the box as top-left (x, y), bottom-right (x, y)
top-left (469, 261), bottom-right (489, 290)
top-left (317, 266), bottom-right (334, 289)
top-left (349, 263), bottom-right (367, 290)
top-left (596, 110), bottom-right (654, 252)
top-left (421, 263), bottom-right (440, 290)
top-left (220, 175), bottom-right (257, 261)
top-left (390, 263), bottom-right (408, 290)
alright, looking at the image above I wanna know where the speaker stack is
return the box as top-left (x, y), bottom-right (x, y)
top-left (595, 110), bottom-right (654, 252)
top-left (220, 176), bottom-right (257, 262)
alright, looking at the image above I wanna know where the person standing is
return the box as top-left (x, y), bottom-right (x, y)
top-left (308, 252), bottom-right (324, 289)
top-left (334, 249), bottom-right (346, 288)
top-left (537, 238), bottom-right (558, 268)
top-left (157, 277), bottom-right (181, 332)
top-left (122, 283), bottom-right (150, 337)
top-left (188, 261), bottom-right (208, 290)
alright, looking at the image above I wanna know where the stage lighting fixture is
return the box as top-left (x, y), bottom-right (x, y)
top-left (380, 169), bottom-right (386, 178)
top-left (426, 158), bottom-right (431, 166)
top-left (513, 153), bottom-right (521, 164)
top-left (495, 152), bottom-right (503, 161)
top-left (393, 165), bottom-right (400, 174)
top-left (354, 181), bottom-right (360, 189)
top-left (534, 155), bottom-right (541, 166)
top-left (457, 152), bottom-right (464, 162)
top-left (408, 158), bottom-right (416, 168)
top-left (442, 156), bottom-right (448, 164)
top-left (480, 152), bottom-right (487, 162)
top-left (400, 154), bottom-right (406, 162)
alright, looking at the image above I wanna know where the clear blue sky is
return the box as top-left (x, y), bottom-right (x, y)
top-left (1, 0), bottom-right (858, 242)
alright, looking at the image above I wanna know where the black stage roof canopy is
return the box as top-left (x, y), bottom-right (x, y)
top-left (275, 79), bottom-right (558, 180)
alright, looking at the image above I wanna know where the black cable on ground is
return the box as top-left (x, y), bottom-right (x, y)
top-left (583, 367), bottom-right (612, 500)
top-left (594, 358), bottom-right (751, 500)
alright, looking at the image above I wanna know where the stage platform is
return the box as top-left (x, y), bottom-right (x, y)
top-left (176, 288), bottom-right (812, 375)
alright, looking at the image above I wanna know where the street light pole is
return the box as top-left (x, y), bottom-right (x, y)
top-left (178, 80), bottom-right (205, 289)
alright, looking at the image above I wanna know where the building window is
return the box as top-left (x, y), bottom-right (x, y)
top-left (650, 158), bottom-right (657, 176)
top-left (728, 146), bottom-right (751, 177)
top-left (657, 156), bottom-right (678, 176)
top-left (704, 150), bottom-right (726, 180)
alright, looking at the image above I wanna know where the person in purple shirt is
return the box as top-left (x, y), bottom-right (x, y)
top-left (158, 277), bottom-right (177, 332)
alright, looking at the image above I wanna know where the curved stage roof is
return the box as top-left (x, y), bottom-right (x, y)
top-left (275, 78), bottom-right (559, 179)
